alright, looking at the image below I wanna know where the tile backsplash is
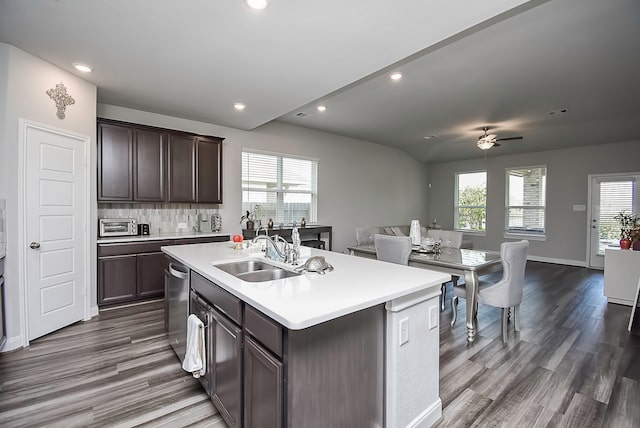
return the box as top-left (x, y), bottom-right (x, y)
top-left (98, 203), bottom-right (220, 234)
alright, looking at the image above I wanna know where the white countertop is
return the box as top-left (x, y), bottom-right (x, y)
top-left (98, 231), bottom-right (229, 244)
top-left (162, 242), bottom-right (449, 330)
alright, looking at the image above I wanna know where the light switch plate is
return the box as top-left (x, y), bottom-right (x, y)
top-left (429, 306), bottom-right (438, 330)
top-left (399, 317), bottom-right (409, 346)
top-left (573, 204), bottom-right (586, 211)
top-left (178, 222), bottom-right (188, 229)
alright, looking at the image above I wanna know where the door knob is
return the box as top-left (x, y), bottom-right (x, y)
top-left (30, 242), bottom-right (41, 249)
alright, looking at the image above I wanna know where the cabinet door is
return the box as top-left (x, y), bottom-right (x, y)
top-left (134, 130), bottom-right (165, 201)
top-left (244, 336), bottom-right (283, 428)
top-left (211, 309), bottom-right (243, 428)
top-left (196, 137), bottom-right (223, 203)
top-left (136, 252), bottom-right (168, 298)
top-left (98, 255), bottom-right (137, 306)
top-left (167, 134), bottom-right (196, 202)
top-left (98, 123), bottom-right (133, 201)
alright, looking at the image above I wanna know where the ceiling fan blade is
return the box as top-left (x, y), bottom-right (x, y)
top-left (493, 142), bottom-right (502, 147)
top-left (495, 136), bottom-right (523, 142)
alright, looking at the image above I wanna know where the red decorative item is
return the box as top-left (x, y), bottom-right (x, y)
top-left (620, 239), bottom-right (632, 249)
top-left (232, 234), bottom-right (243, 243)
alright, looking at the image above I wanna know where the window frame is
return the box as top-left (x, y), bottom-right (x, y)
top-left (454, 170), bottom-right (487, 234)
top-left (504, 165), bottom-right (547, 239)
top-left (241, 149), bottom-right (318, 225)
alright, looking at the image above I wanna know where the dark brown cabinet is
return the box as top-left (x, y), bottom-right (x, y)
top-left (134, 130), bottom-right (165, 201)
top-left (98, 123), bottom-right (133, 201)
top-left (211, 309), bottom-right (243, 428)
top-left (98, 235), bottom-right (228, 307)
top-left (167, 134), bottom-right (196, 202)
top-left (168, 135), bottom-right (223, 203)
top-left (98, 255), bottom-right (137, 305)
top-left (98, 119), bottom-right (223, 204)
top-left (196, 137), bottom-right (223, 203)
top-left (136, 252), bottom-right (168, 298)
top-left (244, 336), bottom-right (283, 428)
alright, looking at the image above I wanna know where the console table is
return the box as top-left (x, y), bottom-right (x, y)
top-left (243, 225), bottom-right (333, 251)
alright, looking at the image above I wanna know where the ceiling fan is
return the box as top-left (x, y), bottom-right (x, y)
top-left (476, 127), bottom-right (523, 150)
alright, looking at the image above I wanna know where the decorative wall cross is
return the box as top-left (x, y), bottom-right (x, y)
top-left (46, 82), bottom-right (75, 120)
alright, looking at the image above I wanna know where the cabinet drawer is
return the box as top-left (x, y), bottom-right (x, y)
top-left (98, 240), bottom-right (173, 256)
top-left (244, 305), bottom-right (283, 358)
top-left (191, 271), bottom-right (242, 325)
top-left (174, 236), bottom-right (229, 245)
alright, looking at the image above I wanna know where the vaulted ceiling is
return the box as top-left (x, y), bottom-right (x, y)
top-left (1, 0), bottom-right (638, 163)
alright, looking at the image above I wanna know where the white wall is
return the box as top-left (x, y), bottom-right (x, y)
top-left (427, 141), bottom-right (640, 265)
top-left (97, 104), bottom-right (430, 253)
top-left (0, 43), bottom-right (97, 350)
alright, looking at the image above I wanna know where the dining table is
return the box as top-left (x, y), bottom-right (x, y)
top-left (347, 244), bottom-right (502, 342)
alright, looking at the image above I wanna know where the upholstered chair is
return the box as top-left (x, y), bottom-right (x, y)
top-left (374, 234), bottom-right (412, 265)
top-left (451, 240), bottom-right (529, 342)
top-left (427, 229), bottom-right (464, 311)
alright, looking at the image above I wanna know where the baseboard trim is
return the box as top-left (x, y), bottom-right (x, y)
top-left (0, 335), bottom-right (24, 353)
top-left (407, 398), bottom-right (442, 428)
top-left (527, 255), bottom-right (587, 268)
top-left (89, 305), bottom-right (99, 318)
top-left (607, 297), bottom-right (633, 307)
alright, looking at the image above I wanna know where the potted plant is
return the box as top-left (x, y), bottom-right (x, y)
top-left (613, 210), bottom-right (639, 249)
top-left (240, 204), bottom-right (263, 230)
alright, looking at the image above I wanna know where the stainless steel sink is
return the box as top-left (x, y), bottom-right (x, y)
top-left (214, 260), bottom-right (300, 282)
top-left (215, 260), bottom-right (275, 275)
top-left (235, 269), bottom-right (300, 282)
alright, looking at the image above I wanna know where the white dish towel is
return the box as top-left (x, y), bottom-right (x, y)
top-left (182, 314), bottom-right (206, 378)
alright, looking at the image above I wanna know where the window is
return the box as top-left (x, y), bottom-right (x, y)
top-left (242, 150), bottom-right (318, 225)
top-left (455, 171), bottom-right (487, 232)
top-left (506, 166), bottom-right (546, 234)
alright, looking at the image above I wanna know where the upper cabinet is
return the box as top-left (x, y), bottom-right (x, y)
top-left (98, 123), bottom-right (133, 201)
top-left (98, 119), bottom-right (223, 204)
top-left (196, 137), bottom-right (223, 203)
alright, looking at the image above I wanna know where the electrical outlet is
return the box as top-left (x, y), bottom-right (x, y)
top-left (399, 317), bottom-right (409, 346)
top-left (429, 305), bottom-right (438, 330)
top-left (178, 222), bottom-right (188, 229)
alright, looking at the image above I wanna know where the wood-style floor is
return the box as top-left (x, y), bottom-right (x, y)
top-left (1, 261), bottom-right (638, 427)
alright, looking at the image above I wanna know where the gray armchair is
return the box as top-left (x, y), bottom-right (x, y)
top-left (451, 240), bottom-right (529, 342)
top-left (374, 234), bottom-right (412, 265)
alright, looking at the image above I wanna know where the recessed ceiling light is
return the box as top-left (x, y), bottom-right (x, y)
top-left (548, 108), bottom-right (568, 116)
top-left (245, 0), bottom-right (269, 10)
top-left (317, 105), bottom-right (327, 112)
top-left (423, 135), bottom-right (438, 140)
top-left (73, 63), bottom-right (92, 72)
top-left (234, 103), bottom-right (246, 111)
top-left (390, 72), bottom-right (403, 81)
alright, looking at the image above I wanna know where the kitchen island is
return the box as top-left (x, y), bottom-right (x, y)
top-left (163, 241), bottom-right (449, 428)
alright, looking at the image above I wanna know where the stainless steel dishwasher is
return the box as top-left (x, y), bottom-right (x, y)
top-left (166, 260), bottom-right (189, 362)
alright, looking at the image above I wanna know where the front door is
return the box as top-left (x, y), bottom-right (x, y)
top-left (25, 123), bottom-right (87, 340)
top-left (588, 174), bottom-right (640, 269)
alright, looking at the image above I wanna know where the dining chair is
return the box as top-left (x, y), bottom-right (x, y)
top-left (427, 229), bottom-right (464, 311)
top-left (374, 234), bottom-right (412, 265)
top-left (451, 240), bottom-right (529, 342)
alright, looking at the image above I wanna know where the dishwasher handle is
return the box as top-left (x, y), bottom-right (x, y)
top-left (168, 263), bottom-right (189, 280)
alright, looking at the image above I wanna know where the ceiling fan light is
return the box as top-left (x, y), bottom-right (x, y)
top-left (477, 140), bottom-right (495, 150)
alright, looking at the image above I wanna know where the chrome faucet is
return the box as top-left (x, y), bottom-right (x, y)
top-left (291, 227), bottom-right (301, 265)
top-left (252, 235), bottom-right (288, 263)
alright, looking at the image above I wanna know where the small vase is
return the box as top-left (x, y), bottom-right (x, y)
top-left (410, 220), bottom-right (421, 246)
top-left (246, 220), bottom-right (254, 230)
top-left (633, 240), bottom-right (640, 251)
top-left (620, 239), bottom-right (632, 250)
top-left (267, 218), bottom-right (273, 229)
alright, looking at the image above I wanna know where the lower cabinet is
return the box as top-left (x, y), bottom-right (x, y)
top-left (98, 255), bottom-right (137, 305)
top-left (244, 336), bottom-right (283, 428)
top-left (211, 309), bottom-right (243, 428)
top-left (98, 235), bottom-right (229, 307)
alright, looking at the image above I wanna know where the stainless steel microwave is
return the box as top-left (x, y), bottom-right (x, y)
top-left (99, 218), bottom-right (138, 237)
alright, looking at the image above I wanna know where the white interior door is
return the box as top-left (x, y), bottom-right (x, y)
top-left (588, 174), bottom-right (640, 269)
top-left (25, 125), bottom-right (86, 341)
